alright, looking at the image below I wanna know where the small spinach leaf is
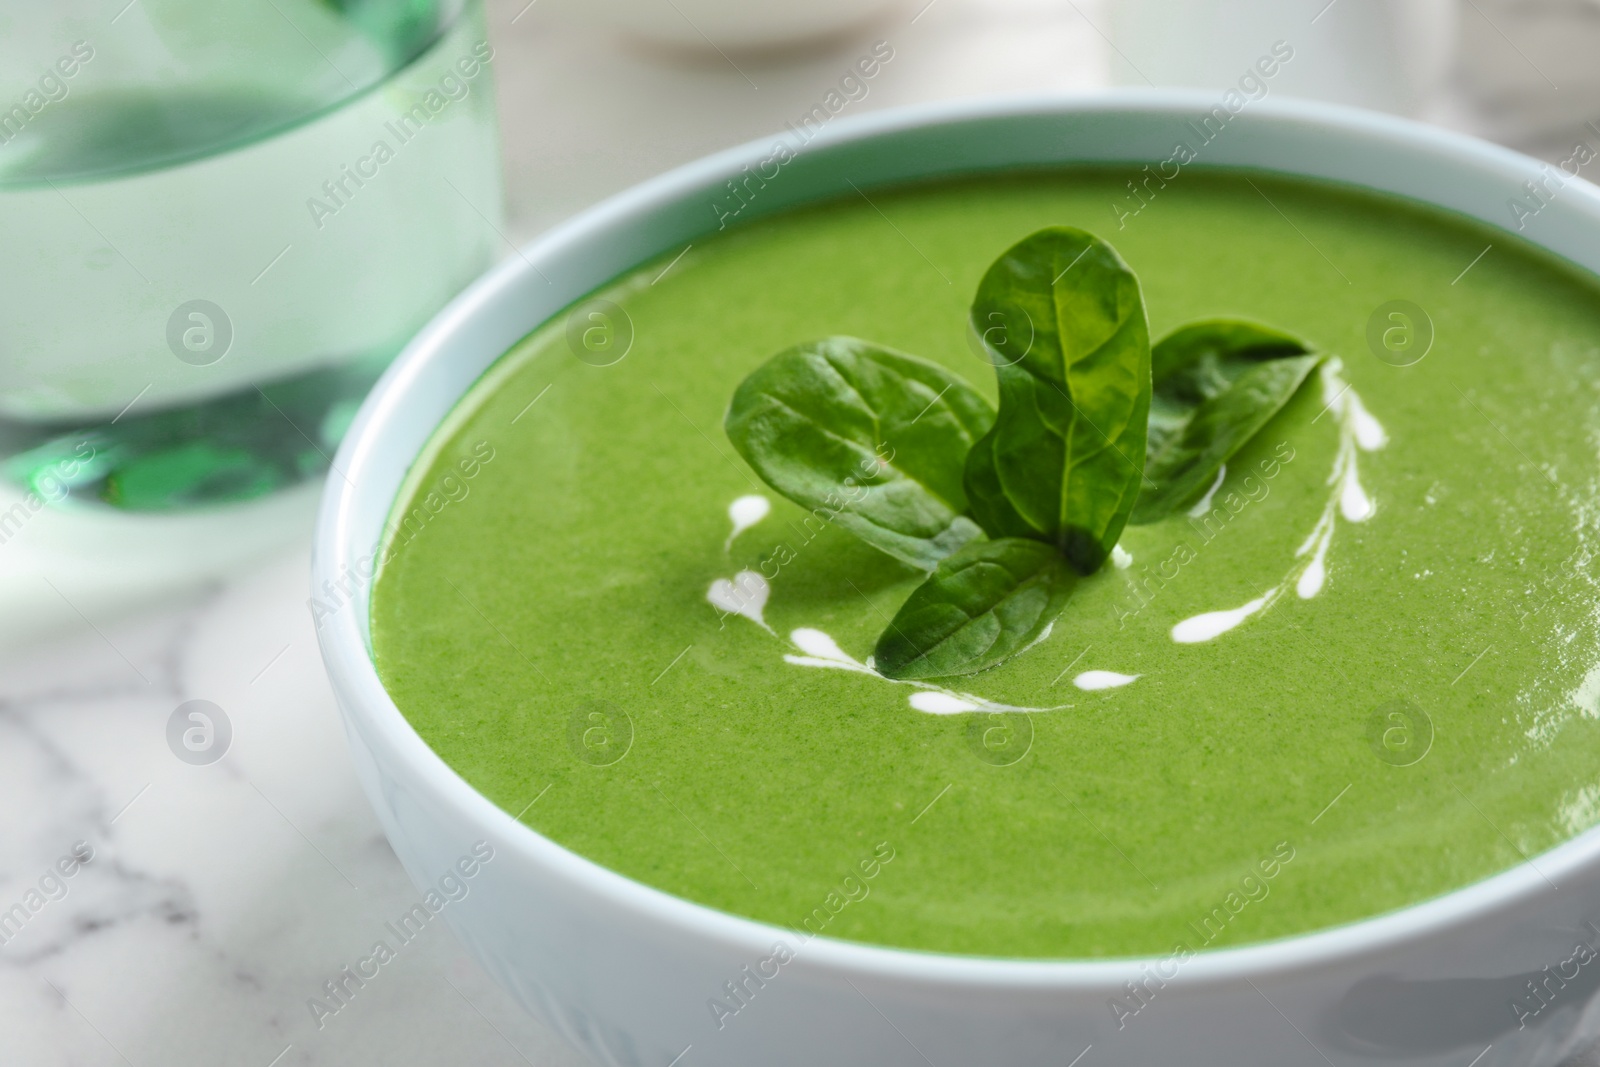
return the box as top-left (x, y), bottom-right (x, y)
top-left (725, 337), bottom-right (994, 571)
top-left (963, 227), bottom-right (1151, 573)
top-left (873, 537), bottom-right (1075, 680)
top-left (1132, 319), bottom-right (1319, 523)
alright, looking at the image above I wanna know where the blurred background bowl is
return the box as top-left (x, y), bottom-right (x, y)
top-left (586, 0), bottom-right (908, 52)
top-left (1107, 0), bottom-right (1459, 117)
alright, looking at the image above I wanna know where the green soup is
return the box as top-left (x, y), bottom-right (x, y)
top-left (367, 169), bottom-right (1600, 959)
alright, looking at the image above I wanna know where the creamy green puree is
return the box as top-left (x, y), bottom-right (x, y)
top-left (369, 170), bottom-right (1600, 959)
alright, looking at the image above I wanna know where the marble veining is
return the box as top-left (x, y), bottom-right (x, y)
top-left (0, 552), bottom-right (586, 1067)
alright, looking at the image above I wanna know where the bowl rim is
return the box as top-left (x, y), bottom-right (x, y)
top-left (314, 88), bottom-right (1600, 988)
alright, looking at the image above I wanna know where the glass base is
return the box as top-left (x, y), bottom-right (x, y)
top-left (1, 353), bottom-right (387, 511)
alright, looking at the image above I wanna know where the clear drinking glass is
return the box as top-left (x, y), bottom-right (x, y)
top-left (0, 0), bottom-right (502, 510)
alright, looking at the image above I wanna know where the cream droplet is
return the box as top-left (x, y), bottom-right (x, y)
top-left (707, 570), bottom-right (771, 631)
top-left (910, 692), bottom-right (980, 714)
top-left (1346, 392), bottom-right (1388, 451)
top-left (1171, 594), bottom-right (1272, 644)
top-left (1296, 518), bottom-right (1333, 599)
top-left (1340, 474), bottom-right (1375, 522)
top-left (1297, 550), bottom-right (1327, 599)
top-left (1111, 545), bottom-right (1133, 569)
top-left (1188, 464), bottom-right (1228, 517)
top-left (725, 495), bottom-right (771, 549)
top-left (790, 628), bottom-right (856, 664)
top-left (1074, 670), bottom-right (1140, 691)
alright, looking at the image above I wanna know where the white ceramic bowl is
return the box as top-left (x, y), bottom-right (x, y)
top-left (314, 93), bottom-right (1600, 1066)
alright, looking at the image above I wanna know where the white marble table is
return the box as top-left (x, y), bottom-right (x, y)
top-left (0, 545), bottom-right (595, 1067)
top-left (9, 2), bottom-right (1600, 1064)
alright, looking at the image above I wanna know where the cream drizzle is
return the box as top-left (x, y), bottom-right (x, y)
top-left (780, 627), bottom-right (1069, 714)
top-left (1172, 594), bottom-right (1275, 644)
top-left (724, 494), bottom-right (771, 550)
top-left (1188, 464), bottom-right (1228, 517)
top-left (909, 692), bottom-right (984, 714)
top-left (710, 356), bottom-right (1386, 707)
top-left (1170, 358), bottom-right (1387, 644)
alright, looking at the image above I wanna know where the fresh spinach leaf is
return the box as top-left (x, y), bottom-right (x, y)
top-left (725, 336), bottom-right (994, 571)
top-left (1150, 319), bottom-right (1309, 391)
top-left (725, 243), bottom-right (1327, 683)
top-left (962, 227), bottom-right (1151, 573)
top-left (873, 537), bottom-right (1075, 680)
top-left (1132, 319), bottom-right (1319, 523)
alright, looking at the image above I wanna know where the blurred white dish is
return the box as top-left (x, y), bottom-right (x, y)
top-left (1108, 0), bottom-right (1458, 117)
top-left (589, 0), bottom-right (904, 51)
top-left (1457, 0), bottom-right (1600, 148)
